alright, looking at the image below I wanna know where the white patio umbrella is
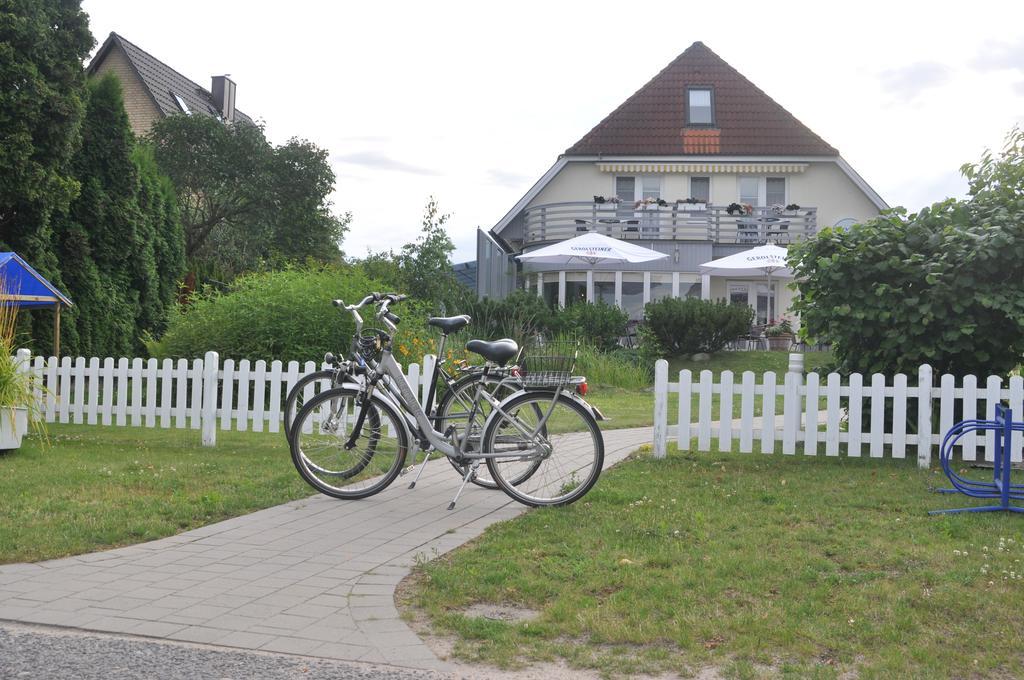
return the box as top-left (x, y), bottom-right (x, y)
top-left (517, 232), bottom-right (667, 309)
top-left (699, 243), bottom-right (793, 322)
top-left (516, 232), bottom-right (668, 266)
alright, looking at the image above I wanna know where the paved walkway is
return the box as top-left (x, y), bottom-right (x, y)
top-left (0, 426), bottom-right (653, 672)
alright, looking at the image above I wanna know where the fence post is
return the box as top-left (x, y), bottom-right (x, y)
top-left (917, 364), bottom-right (933, 469)
top-left (201, 351), bottom-right (219, 447)
top-left (421, 354), bottom-right (436, 409)
top-left (653, 359), bottom-right (668, 458)
top-left (15, 349), bottom-right (31, 416)
top-left (788, 352), bottom-right (804, 374)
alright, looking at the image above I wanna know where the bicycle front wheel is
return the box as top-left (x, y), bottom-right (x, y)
top-left (483, 392), bottom-right (604, 507)
top-left (291, 388), bottom-right (408, 499)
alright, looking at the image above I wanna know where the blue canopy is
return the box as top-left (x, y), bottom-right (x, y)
top-left (0, 252), bottom-right (73, 308)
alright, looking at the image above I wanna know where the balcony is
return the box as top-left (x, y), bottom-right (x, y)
top-left (522, 201), bottom-right (817, 246)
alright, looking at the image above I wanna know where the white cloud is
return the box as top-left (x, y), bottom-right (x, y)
top-left (332, 151), bottom-right (440, 176)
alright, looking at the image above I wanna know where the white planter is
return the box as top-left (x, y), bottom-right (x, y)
top-left (0, 407), bottom-right (28, 450)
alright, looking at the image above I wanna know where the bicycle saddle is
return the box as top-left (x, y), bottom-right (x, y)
top-left (427, 315), bottom-right (471, 335)
top-left (465, 338), bottom-right (519, 367)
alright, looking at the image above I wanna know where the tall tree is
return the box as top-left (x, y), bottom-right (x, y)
top-left (148, 115), bottom-right (348, 280)
top-left (51, 75), bottom-right (185, 356)
top-left (0, 0), bottom-right (93, 339)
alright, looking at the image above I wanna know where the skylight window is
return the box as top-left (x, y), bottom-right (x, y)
top-left (687, 87), bottom-right (714, 126)
top-left (171, 92), bottom-right (190, 114)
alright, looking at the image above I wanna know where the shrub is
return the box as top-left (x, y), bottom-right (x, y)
top-left (560, 301), bottom-right (628, 351)
top-left (459, 291), bottom-right (558, 343)
top-left (148, 266), bottom-right (435, 364)
top-left (790, 128), bottom-right (1024, 377)
top-left (643, 298), bottom-right (752, 356)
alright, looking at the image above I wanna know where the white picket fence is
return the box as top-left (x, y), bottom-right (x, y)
top-left (14, 349), bottom-right (436, 446)
top-left (652, 354), bottom-right (1024, 469)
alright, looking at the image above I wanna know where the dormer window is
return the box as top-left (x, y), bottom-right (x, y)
top-left (171, 92), bottom-right (190, 114)
top-left (687, 87), bottom-right (714, 126)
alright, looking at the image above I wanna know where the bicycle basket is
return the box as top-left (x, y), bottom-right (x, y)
top-left (518, 339), bottom-right (578, 389)
top-left (353, 329), bottom-right (387, 361)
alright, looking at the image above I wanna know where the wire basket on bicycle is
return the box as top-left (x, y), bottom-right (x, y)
top-left (517, 339), bottom-right (578, 389)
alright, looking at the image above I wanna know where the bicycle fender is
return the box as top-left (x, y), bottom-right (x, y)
top-left (480, 388), bottom-right (606, 440)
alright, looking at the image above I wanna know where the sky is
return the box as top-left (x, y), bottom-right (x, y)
top-left (82, 0), bottom-right (1024, 262)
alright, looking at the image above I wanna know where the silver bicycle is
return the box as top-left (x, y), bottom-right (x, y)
top-left (288, 293), bottom-right (606, 508)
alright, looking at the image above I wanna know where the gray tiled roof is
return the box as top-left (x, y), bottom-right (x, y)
top-left (88, 32), bottom-right (255, 126)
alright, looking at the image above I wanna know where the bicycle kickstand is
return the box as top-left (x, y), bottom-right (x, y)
top-left (447, 461), bottom-right (479, 511)
top-left (408, 450), bottom-right (433, 489)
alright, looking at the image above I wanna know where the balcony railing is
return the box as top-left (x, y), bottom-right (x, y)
top-left (522, 202), bottom-right (817, 245)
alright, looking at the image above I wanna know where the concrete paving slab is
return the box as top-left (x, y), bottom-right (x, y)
top-left (0, 425), bottom-right (652, 672)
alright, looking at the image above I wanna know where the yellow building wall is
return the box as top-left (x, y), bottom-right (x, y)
top-left (90, 47), bottom-right (163, 136)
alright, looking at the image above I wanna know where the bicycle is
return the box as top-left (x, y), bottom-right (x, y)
top-left (282, 307), bottom-right (577, 489)
top-left (288, 292), bottom-right (606, 508)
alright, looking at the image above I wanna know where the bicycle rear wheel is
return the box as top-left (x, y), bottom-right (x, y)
top-left (435, 372), bottom-right (537, 489)
top-left (290, 388), bottom-right (408, 500)
top-left (483, 391), bottom-right (604, 507)
top-left (284, 369), bottom-right (338, 442)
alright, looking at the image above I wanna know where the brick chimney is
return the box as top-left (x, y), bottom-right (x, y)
top-left (211, 75), bottom-right (236, 122)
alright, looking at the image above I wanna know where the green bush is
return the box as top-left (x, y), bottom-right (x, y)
top-left (790, 128), bottom-right (1024, 377)
top-left (147, 266), bottom-right (432, 364)
top-left (560, 301), bottom-right (628, 351)
top-left (459, 291), bottom-right (558, 343)
top-left (643, 298), bottom-right (752, 356)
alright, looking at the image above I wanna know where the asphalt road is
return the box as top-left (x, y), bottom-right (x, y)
top-left (0, 623), bottom-right (449, 680)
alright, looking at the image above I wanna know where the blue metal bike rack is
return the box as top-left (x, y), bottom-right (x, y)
top-left (930, 404), bottom-right (1024, 515)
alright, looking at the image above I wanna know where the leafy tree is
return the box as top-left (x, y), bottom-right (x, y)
top-left (51, 75), bottom-right (184, 356)
top-left (148, 115), bottom-right (348, 279)
top-left (356, 197), bottom-right (466, 310)
top-left (789, 127), bottom-right (1024, 377)
top-left (0, 0), bottom-right (92, 340)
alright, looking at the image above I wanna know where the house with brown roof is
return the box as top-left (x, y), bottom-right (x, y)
top-left (86, 32), bottom-right (254, 136)
top-left (478, 42), bottom-right (886, 324)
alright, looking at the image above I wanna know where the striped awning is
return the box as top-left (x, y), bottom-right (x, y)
top-left (596, 162), bottom-right (809, 174)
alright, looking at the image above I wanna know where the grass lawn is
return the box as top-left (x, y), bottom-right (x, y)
top-left (0, 424), bottom-right (313, 564)
top-left (405, 443), bottom-right (1024, 678)
top-left (586, 350), bottom-right (833, 431)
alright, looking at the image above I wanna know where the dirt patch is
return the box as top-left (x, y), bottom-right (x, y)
top-left (461, 603), bottom-right (540, 623)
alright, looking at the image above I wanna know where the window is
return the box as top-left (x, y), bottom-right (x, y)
top-left (728, 283), bottom-right (749, 307)
top-left (621, 275), bottom-right (645, 320)
top-left (641, 176), bottom-right (661, 201)
top-left (594, 274), bottom-right (615, 306)
top-left (756, 284), bottom-right (775, 325)
top-left (171, 92), bottom-right (190, 114)
top-left (650, 274), bottom-right (673, 302)
top-left (690, 176), bottom-right (710, 203)
top-left (766, 177), bottom-right (786, 206)
top-left (687, 88), bottom-right (714, 125)
top-left (565, 274), bottom-right (587, 307)
top-left (615, 176), bottom-right (636, 203)
top-left (542, 274), bottom-right (559, 309)
top-left (739, 177), bottom-right (759, 207)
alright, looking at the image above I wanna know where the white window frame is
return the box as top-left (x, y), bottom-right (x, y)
top-left (613, 175), bottom-right (663, 202)
top-left (728, 280), bottom-right (776, 325)
top-left (766, 177), bottom-right (787, 207)
top-left (689, 176), bottom-right (711, 203)
top-left (737, 176), bottom-right (763, 206)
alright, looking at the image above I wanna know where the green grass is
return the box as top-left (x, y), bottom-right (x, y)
top-left (668, 350), bottom-right (833, 377)
top-left (0, 424), bottom-right (313, 564)
top-left (406, 443), bottom-right (1024, 678)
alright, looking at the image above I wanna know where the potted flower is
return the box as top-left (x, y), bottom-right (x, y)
top-left (726, 202), bottom-right (751, 216)
top-left (784, 203), bottom-right (801, 216)
top-left (0, 301), bottom-right (35, 450)
top-left (764, 317), bottom-right (794, 351)
top-left (678, 197), bottom-right (707, 211)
